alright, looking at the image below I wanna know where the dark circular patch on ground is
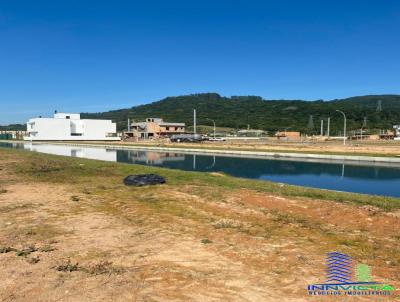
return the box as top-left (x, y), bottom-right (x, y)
top-left (123, 174), bottom-right (166, 186)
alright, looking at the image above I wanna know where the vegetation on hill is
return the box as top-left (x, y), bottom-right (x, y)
top-left (0, 124), bottom-right (26, 131)
top-left (82, 93), bottom-right (400, 134)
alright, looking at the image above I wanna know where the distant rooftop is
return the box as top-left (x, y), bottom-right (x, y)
top-left (54, 113), bottom-right (80, 120)
top-left (131, 118), bottom-right (185, 126)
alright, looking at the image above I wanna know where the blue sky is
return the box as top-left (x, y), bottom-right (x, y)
top-left (1, 0), bottom-right (399, 124)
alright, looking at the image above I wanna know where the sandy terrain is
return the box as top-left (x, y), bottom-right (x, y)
top-left (0, 150), bottom-right (399, 301)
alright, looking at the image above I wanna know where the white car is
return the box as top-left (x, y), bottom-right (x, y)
top-left (208, 137), bottom-right (226, 141)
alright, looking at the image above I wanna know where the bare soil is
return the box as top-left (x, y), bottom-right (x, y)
top-left (0, 151), bottom-right (399, 301)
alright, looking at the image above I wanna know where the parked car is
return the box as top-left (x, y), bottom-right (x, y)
top-left (170, 134), bottom-right (204, 142)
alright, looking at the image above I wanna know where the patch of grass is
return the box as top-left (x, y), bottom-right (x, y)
top-left (38, 245), bottom-right (55, 252)
top-left (16, 246), bottom-right (37, 257)
top-left (70, 195), bottom-right (80, 202)
top-left (338, 238), bottom-right (364, 248)
top-left (84, 249), bottom-right (112, 260)
top-left (128, 190), bottom-right (206, 220)
top-left (0, 247), bottom-right (17, 253)
top-left (82, 188), bottom-right (92, 194)
top-left (201, 238), bottom-right (213, 244)
top-left (14, 244), bottom-right (56, 257)
top-left (84, 261), bottom-right (125, 275)
top-left (392, 235), bottom-right (400, 241)
top-left (55, 259), bottom-right (81, 272)
top-left (271, 212), bottom-right (292, 224)
top-left (0, 203), bottom-right (37, 214)
top-left (212, 218), bottom-right (246, 229)
top-left (270, 210), bottom-right (326, 232)
top-left (22, 224), bottom-right (63, 240)
top-left (54, 259), bottom-right (124, 275)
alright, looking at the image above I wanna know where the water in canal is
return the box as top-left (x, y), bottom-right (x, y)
top-left (2, 142), bottom-right (400, 198)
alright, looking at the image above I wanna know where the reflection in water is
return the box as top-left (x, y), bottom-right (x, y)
top-left (124, 150), bottom-right (185, 165)
top-left (23, 143), bottom-right (117, 162)
top-left (2, 142), bottom-right (400, 197)
top-left (205, 156), bottom-right (216, 169)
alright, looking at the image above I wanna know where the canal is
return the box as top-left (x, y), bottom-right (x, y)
top-left (2, 142), bottom-right (400, 198)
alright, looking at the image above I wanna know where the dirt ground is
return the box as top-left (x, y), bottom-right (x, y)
top-left (0, 150), bottom-right (399, 301)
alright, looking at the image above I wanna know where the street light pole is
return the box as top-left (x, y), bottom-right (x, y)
top-left (336, 110), bottom-right (347, 145)
top-left (206, 118), bottom-right (216, 139)
top-left (327, 117), bottom-right (330, 137)
top-left (320, 120), bottom-right (324, 136)
top-left (193, 109), bottom-right (197, 135)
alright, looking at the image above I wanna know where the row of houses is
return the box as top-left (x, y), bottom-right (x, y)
top-left (22, 113), bottom-right (186, 141)
top-left (21, 113), bottom-right (274, 141)
top-left (11, 112), bottom-right (400, 141)
top-left (0, 130), bottom-right (27, 140)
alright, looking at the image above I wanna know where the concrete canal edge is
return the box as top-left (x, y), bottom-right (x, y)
top-left (9, 140), bottom-right (400, 164)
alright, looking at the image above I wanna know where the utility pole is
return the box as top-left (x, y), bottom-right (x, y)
top-left (193, 109), bottom-right (197, 135)
top-left (362, 116), bottom-right (367, 128)
top-left (307, 115), bottom-right (314, 134)
top-left (320, 120), bottom-right (324, 136)
top-left (127, 118), bottom-right (131, 132)
top-left (336, 110), bottom-right (347, 145)
top-left (327, 117), bottom-right (330, 137)
top-left (361, 117), bottom-right (367, 141)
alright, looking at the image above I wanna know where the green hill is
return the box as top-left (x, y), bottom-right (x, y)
top-left (82, 93), bottom-right (400, 134)
top-left (0, 124), bottom-right (26, 131)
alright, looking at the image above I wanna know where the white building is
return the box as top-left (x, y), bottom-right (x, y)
top-left (24, 112), bottom-right (120, 141)
top-left (394, 125), bottom-right (400, 140)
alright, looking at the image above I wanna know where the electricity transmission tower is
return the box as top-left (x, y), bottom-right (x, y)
top-left (362, 117), bottom-right (367, 128)
top-left (376, 100), bottom-right (382, 112)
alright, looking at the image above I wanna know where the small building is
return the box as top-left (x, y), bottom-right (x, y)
top-left (379, 129), bottom-right (395, 140)
top-left (126, 118), bottom-right (185, 140)
top-left (350, 129), bottom-right (371, 140)
top-left (275, 131), bottom-right (301, 139)
top-left (24, 112), bottom-right (119, 141)
top-left (0, 130), bottom-right (27, 140)
top-left (393, 125), bottom-right (400, 139)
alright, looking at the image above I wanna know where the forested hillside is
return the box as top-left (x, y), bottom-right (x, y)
top-left (82, 93), bottom-right (400, 134)
top-left (0, 124), bottom-right (26, 131)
